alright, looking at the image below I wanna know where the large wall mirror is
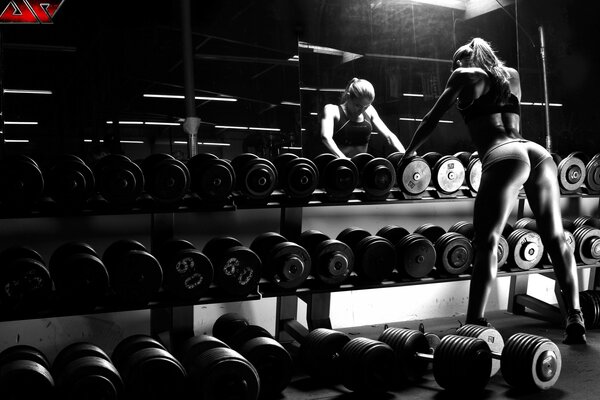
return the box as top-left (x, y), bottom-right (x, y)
top-left (1, 0), bottom-right (302, 165)
top-left (298, 0), bottom-right (600, 160)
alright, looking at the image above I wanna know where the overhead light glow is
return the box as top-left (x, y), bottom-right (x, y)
top-left (173, 141), bottom-right (231, 147)
top-left (5, 139), bottom-right (29, 143)
top-left (400, 117), bottom-right (453, 124)
top-left (3, 89), bottom-right (52, 95)
top-left (521, 102), bottom-right (562, 107)
top-left (4, 121), bottom-right (38, 125)
top-left (145, 122), bottom-right (181, 126)
top-left (84, 139), bottom-right (145, 144)
top-left (143, 94), bottom-right (237, 102)
top-left (281, 101), bottom-right (300, 106)
top-left (281, 146), bottom-right (302, 150)
top-left (403, 93), bottom-right (424, 97)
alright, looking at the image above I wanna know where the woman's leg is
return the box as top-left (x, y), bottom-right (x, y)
top-left (467, 159), bottom-right (530, 323)
top-left (523, 157), bottom-right (586, 343)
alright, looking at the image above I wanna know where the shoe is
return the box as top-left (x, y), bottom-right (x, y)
top-left (563, 309), bottom-right (587, 345)
top-left (464, 317), bottom-right (494, 329)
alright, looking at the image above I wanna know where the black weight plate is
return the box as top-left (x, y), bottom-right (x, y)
top-left (226, 324), bottom-right (272, 350)
top-left (355, 235), bottom-right (396, 282)
top-left (396, 234), bottom-right (436, 278)
top-left (53, 342), bottom-right (111, 376)
top-left (110, 250), bottom-right (163, 306)
top-left (249, 232), bottom-right (287, 261)
top-left (178, 335), bottom-right (229, 370)
top-left (336, 227), bottom-right (371, 250)
top-left (376, 225), bottom-right (410, 244)
top-left (414, 223), bottom-right (446, 244)
top-left (58, 356), bottom-right (123, 400)
top-left (238, 336), bottom-right (293, 396)
top-left (230, 153), bottom-right (259, 175)
top-left (156, 238), bottom-right (196, 266)
top-left (448, 221), bottom-right (475, 240)
top-left (141, 153), bottom-right (190, 204)
top-left (299, 230), bottom-right (330, 254)
top-left (299, 328), bottom-right (350, 383)
top-left (46, 154), bottom-right (96, 208)
top-left (585, 154), bottom-right (600, 191)
top-left (396, 156), bottom-right (431, 195)
top-left (573, 226), bottom-right (600, 265)
top-left (435, 232), bottom-right (473, 275)
top-left (320, 157), bottom-right (359, 200)
top-left (422, 151), bottom-right (443, 167)
top-left (279, 157), bottom-right (319, 198)
top-left (187, 154), bottom-right (235, 201)
top-left (0, 344), bottom-right (50, 370)
top-left (0, 256), bottom-right (53, 312)
top-left (378, 327), bottom-right (430, 382)
top-left (313, 153), bottom-right (337, 174)
top-left (49, 242), bottom-right (98, 275)
top-left (0, 359), bottom-right (54, 398)
top-left (361, 157), bottom-right (396, 199)
top-left (162, 248), bottom-right (213, 300)
top-left (350, 153), bottom-right (375, 177)
top-left (102, 240), bottom-right (147, 277)
top-left (238, 158), bottom-right (278, 200)
top-left (386, 151), bottom-right (405, 168)
top-left (312, 239), bottom-right (354, 285)
top-left (0, 155), bottom-right (44, 209)
top-left (274, 153), bottom-right (299, 175)
top-left (214, 246), bottom-right (261, 296)
top-left (267, 242), bottom-right (311, 289)
top-left (94, 154), bottom-right (144, 206)
top-left (212, 313), bottom-right (250, 344)
top-left (111, 334), bottom-right (166, 372)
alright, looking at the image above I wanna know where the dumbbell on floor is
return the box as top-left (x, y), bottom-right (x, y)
top-left (379, 327), bottom-right (561, 393)
top-left (213, 313), bottom-right (293, 397)
top-left (299, 229), bottom-right (354, 286)
top-left (102, 240), bottom-right (163, 306)
top-left (187, 153), bottom-right (236, 203)
top-left (313, 153), bottom-right (358, 201)
top-left (178, 334), bottom-right (260, 400)
top-left (111, 334), bottom-right (187, 400)
top-left (455, 324), bottom-right (505, 376)
top-left (52, 342), bottom-right (123, 400)
top-left (0, 344), bottom-right (54, 398)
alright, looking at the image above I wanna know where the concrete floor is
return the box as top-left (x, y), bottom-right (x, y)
top-left (280, 310), bottom-right (597, 400)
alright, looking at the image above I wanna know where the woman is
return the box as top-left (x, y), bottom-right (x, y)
top-left (402, 38), bottom-right (586, 344)
top-left (320, 78), bottom-right (405, 158)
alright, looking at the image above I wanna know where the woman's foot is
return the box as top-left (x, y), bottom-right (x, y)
top-left (563, 309), bottom-right (587, 345)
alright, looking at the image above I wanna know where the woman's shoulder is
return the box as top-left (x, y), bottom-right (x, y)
top-left (323, 103), bottom-right (341, 118)
top-left (449, 67), bottom-right (488, 85)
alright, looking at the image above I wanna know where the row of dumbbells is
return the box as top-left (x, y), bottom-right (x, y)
top-left (294, 322), bottom-right (560, 394)
top-left (0, 314), bottom-right (294, 400)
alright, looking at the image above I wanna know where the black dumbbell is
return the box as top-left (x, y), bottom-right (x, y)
top-left (376, 225), bottom-right (436, 279)
top-left (187, 153), bottom-right (236, 202)
top-left (111, 334), bottom-right (187, 400)
top-left (213, 313), bottom-right (293, 397)
top-left (49, 242), bottom-right (110, 311)
top-left (94, 153), bottom-right (144, 208)
top-left (202, 236), bottom-right (262, 296)
top-left (423, 151), bottom-right (465, 195)
top-left (45, 154), bottom-right (96, 210)
top-left (573, 215), bottom-right (600, 229)
top-left (505, 228), bottom-right (545, 270)
top-left (156, 239), bottom-right (214, 300)
top-left (52, 342), bottom-right (123, 400)
top-left (554, 152), bottom-right (587, 192)
top-left (313, 153), bottom-right (358, 201)
top-left (584, 153), bottom-right (600, 192)
top-left (102, 240), bottom-right (163, 306)
top-left (230, 153), bottom-right (278, 201)
top-left (273, 153), bottom-right (319, 200)
top-left (395, 154), bottom-right (432, 196)
top-left (350, 152), bottom-right (396, 200)
top-left (379, 327), bottom-right (561, 392)
top-left (573, 225), bottom-right (600, 265)
top-left (413, 224), bottom-right (472, 276)
top-left (0, 154), bottom-right (44, 212)
top-left (579, 290), bottom-right (600, 329)
top-left (0, 245), bottom-right (53, 315)
top-left (454, 150), bottom-right (481, 193)
top-left (414, 223), bottom-right (446, 243)
top-left (178, 334), bottom-right (260, 400)
top-left (299, 229), bottom-right (354, 286)
top-left (250, 232), bottom-right (311, 289)
top-left (140, 153), bottom-right (190, 205)
top-left (455, 324), bottom-right (505, 377)
top-left (336, 227), bottom-right (395, 282)
top-left (0, 344), bottom-right (54, 398)
top-left (448, 220), bottom-right (509, 269)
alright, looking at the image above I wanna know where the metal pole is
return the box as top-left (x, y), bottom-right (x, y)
top-left (181, 0), bottom-right (200, 158)
top-left (538, 25), bottom-right (552, 152)
top-left (0, 30), bottom-right (5, 159)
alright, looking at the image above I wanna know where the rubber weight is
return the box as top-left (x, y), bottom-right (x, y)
top-left (94, 154), bottom-right (144, 207)
top-left (313, 153), bottom-right (358, 201)
top-left (0, 154), bottom-right (44, 211)
top-left (338, 337), bottom-right (395, 393)
top-left (336, 227), bottom-right (395, 282)
top-left (299, 229), bottom-right (354, 285)
top-left (230, 153), bottom-right (277, 201)
top-left (584, 153), bottom-right (600, 192)
top-left (299, 328), bottom-right (350, 383)
top-left (274, 153), bottom-right (319, 199)
top-left (0, 344), bottom-right (54, 399)
top-left (187, 153), bottom-right (235, 202)
top-left (350, 153), bottom-right (396, 200)
top-left (45, 154), bottom-right (95, 210)
top-left (434, 232), bottom-right (473, 275)
top-left (573, 226), bottom-right (600, 265)
top-left (455, 324), bottom-right (504, 377)
top-left (506, 229), bottom-right (544, 270)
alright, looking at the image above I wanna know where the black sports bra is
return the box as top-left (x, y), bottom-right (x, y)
top-left (457, 78), bottom-right (521, 123)
top-left (332, 105), bottom-right (373, 147)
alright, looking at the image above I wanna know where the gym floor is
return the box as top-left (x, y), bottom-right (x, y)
top-left (281, 310), bottom-right (596, 399)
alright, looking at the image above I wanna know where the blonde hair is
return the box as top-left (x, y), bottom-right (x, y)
top-left (340, 78), bottom-right (375, 103)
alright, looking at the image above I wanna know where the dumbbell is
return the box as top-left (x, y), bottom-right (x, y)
top-left (0, 245), bottom-right (53, 315)
top-left (0, 344), bottom-right (54, 398)
top-left (156, 239), bottom-right (214, 300)
top-left (376, 225), bottom-right (436, 279)
top-left (230, 153), bottom-right (278, 201)
top-left (202, 236), bottom-right (262, 296)
top-left (454, 150), bottom-right (482, 193)
top-left (250, 232), bottom-right (311, 289)
top-left (553, 152), bottom-right (586, 192)
top-left (448, 220), bottom-right (509, 269)
top-left (394, 153), bottom-right (432, 196)
top-left (336, 227), bottom-right (395, 282)
top-left (45, 154), bottom-right (96, 210)
top-left (0, 154), bottom-right (44, 211)
top-left (455, 324), bottom-right (505, 376)
top-left (49, 242), bottom-right (110, 311)
top-left (187, 153), bottom-right (236, 202)
top-left (572, 225), bottom-right (600, 265)
top-left (579, 290), bottom-right (600, 329)
top-left (573, 215), bottom-right (600, 229)
top-left (583, 153), bottom-right (600, 192)
top-left (178, 334), bottom-right (260, 400)
top-left (313, 153), bottom-right (358, 201)
top-left (297, 327), bottom-right (351, 384)
top-left (94, 153), bottom-right (144, 207)
top-left (422, 151), bottom-right (465, 195)
top-left (379, 327), bottom-right (561, 392)
top-left (111, 334), bottom-right (187, 400)
top-left (52, 342), bottom-right (123, 399)
top-left (140, 153), bottom-right (190, 205)
top-left (299, 229), bottom-right (354, 286)
top-left (213, 313), bottom-right (293, 397)
top-left (273, 153), bottom-right (319, 200)
top-left (350, 152), bottom-right (396, 200)
top-left (505, 228), bottom-right (545, 270)
top-left (514, 217), bottom-right (576, 264)
top-left (102, 240), bottom-right (163, 306)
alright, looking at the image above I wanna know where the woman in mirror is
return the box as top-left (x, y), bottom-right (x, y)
top-left (402, 38), bottom-right (586, 344)
top-left (319, 78), bottom-right (406, 158)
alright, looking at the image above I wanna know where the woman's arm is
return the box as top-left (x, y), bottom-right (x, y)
top-left (369, 107), bottom-right (406, 153)
top-left (320, 104), bottom-right (348, 158)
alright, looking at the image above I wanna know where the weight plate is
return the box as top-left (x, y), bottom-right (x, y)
top-left (0, 344), bottom-right (50, 370)
top-left (414, 223), bottom-right (446, 244)
top-left (187, 154), bottom-right (235, 201)
top-left (339, 337), bottom-right (395, 393)
top-left (585, 154), bottom-right (600, 191)
top-left (386, 151), bottom-right (404, 168)
top-left (455, 324), bottom-right (504, 377)
top-left (453, 151), bottom-right (472, 167)
top-left (432, 155), bottom-right (465, 194)
top-left (53, 342), bottom-right (111, 376)
top-left (507, 229), bottom-right (544, 270)
top-left (573, 226), bottom-right (600, 265)
top-left (212, 313), bottom-right (250, 345)
top-left (238, 158), bottom-right (278, 200)
top-left (162, 248), bottom-right (213, 300)
top-left (350, 153), bottom-right (374, 177)
top-left (361, 157), bottom-right (396, 199)
top-left (299, 328), bottom-right (350, 383)
top-left (178, 335), bottom-right (228, 370)
top-left (466, 157), bottom-right (482, 192)
top-left (311, 239), bottom-right (354, 285)
top-left (396, 233), bottom-right (436, 278)
top-left (557, 154), bottom-right (586, 192)
top-left (266, 242), bottom-right (311, 289)
top-left (378, 327), bottom-right (430, 382)
top-left (0, 155), bottom-right (44, 210)
top-left (141, 153), bottom-right (190, 204)
top-left (111, 334), bottom-right (166, 372)
top-left (396, 156), bottom-right (431, 195)
top-left (435, 232), bottom-right (473, 275)
top-left (320, 157), bottom-right (358, 200)
top-left (94, 154), bottom-right (144, 206)
top-left (448, 221), bottom-right (475, 240)
top-left (354, 235), bottom-right (395, 282)
top-left (230, 153), bottom-right (259, 174)
top-left (376, 225), bottom-right (410, 244)
top-left (278, 157), bottom-right (319, 199)
top-left (46, 154), bottom-right (95, 209)
top-left (422, 152), bottom-right (443, 167)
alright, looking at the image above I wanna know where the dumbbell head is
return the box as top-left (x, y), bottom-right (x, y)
top-left (585, 153), bottom-right (600, 192)
top-left (557, 152), bottom-right (586, 192)
top-left (187, 153), bottom-right (236, 202)
top-left (339, 337), bottom-right (395, 393)
top-left (376, 225), bottom-right (410, 244)
top-left (573, 226), bottom-right (600, 265)
top-left (414, 223), bottom-right (446, 243)
top-left (102, 240), bottom-right (162, 306)
top-left (351, 154), bottom-right (395, 200)
top-left (46, 154), bottom-right (95, 209)
top-left (395, 233), bottom-right (436, 278)
top-left (94, 154), bottom-right (144, 206)
top-left (378, 327), bottom-right (431, 382)
top-left (140, 153), bottom-right (190, 204)
top-left (448, 220), bottom-right (474, 240)
top-left (0, 246), bottom-right (52, 313)
top-left (157, 239), bottom-right (214, 299)
top-left (573, 215), bottom-right (600, 229)
top-left (313, 153), bottom-right (358, 200)
top-left (455, 324), bottom-right (504, 377)
top-left (275, 153), bottom-right (319, 199)
top-left (0, 344), bottom-right (54, 398)
top-left (299, 230), bottom-right (353, 286)
top-left (48, 242), bottom-right (109, 311)
top-left (337, 228), bottom-right (395, 282)
top-left (579, 290), bottom-right (600, 329)
top-left (396, 155), bottom-right (432, 195)
top-left (0, 154), bottom-right (44, 210)
top-left (506, 229), bottom-right (544, 270)
top-left (430, 154), bottom-right (465, 194)
top-left (231, 153), bottom-right (278, 200)
top-left (434, 232), bottom-right (473, 275)
top-left (202, 237), bottom-right (262, 296)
